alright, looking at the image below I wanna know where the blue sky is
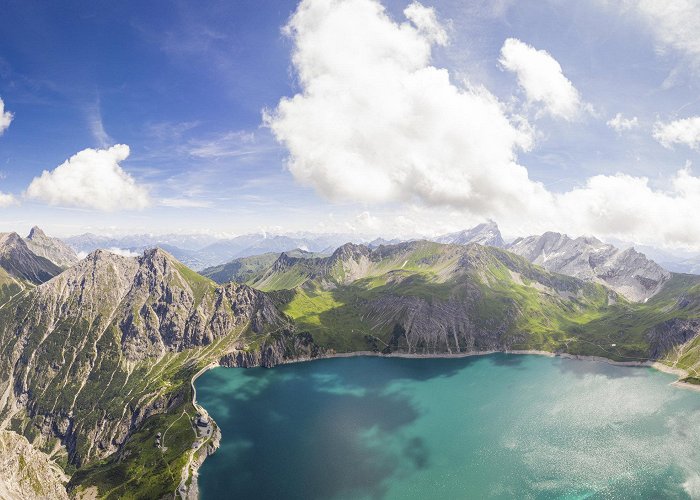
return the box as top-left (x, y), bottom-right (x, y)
top-left (1, 0), bottom-right (700, 249)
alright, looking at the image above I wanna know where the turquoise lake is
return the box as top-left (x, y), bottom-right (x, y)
top-left (195, 354), bottom-right (700, 499)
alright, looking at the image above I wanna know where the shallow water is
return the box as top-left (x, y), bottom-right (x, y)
top-left (196, 354), bottom-right (700, 499)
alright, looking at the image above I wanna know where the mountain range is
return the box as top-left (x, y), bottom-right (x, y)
top-left (0, 223), bottom-right (697, 498)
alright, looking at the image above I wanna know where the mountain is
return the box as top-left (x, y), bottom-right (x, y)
top-left (0, 248), bottom-right (322, 498)
top-left (0, 232), bottom-right (62, 284)
top-left (63, 233), bottom-right (220, 253)
top-left (64, 232), bottom-right (363, 270)
top-left (506, 232), bottom-right (669, 302)
top-left (0, 238), bottom-right (696, 497)
top-left (196, 233), bottom-right (361, 270)
top-left (247, 241), bottom-right (700, 372)
top-left (201, 248), bottom-right (326, 284)
top-left (433, 221), bottom-right (504, 247)
top-left (24, 226), bottom-right (79, 269)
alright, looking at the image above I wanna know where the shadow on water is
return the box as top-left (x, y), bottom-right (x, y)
top-left (487, 353), bottom-right (526, 368)
top-left (197, 356), bottom-right (480, 500)
top-left (551, 356), bottom-right (649, 380)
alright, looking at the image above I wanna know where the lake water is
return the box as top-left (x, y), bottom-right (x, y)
top-left (195, 354), bottom-right (700, 499)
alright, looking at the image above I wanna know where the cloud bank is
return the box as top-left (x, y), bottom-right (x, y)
top-left (499, 38), bottom-right (583, 121)
top-left (267, 0), bottom-right (700, 250)
top-left (26, 144), bottom-right (150, 211)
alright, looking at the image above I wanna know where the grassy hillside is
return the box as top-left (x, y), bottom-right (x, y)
top-left (256, 241), bottom-right (700, 381)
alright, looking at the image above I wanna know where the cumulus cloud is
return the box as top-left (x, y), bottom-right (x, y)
top-left (607, 113), bottom-right (639, 132)
top-left (26, 144), bottom-right (151, 211)
top-left (653, 116), bottom-right (700, 150)
top-left (0, 98), bottom-right (13, 135)
top-left (266, 0), bottom-right (538, 214)
top-left (499, 38), bottom-right (583, 121)
top-left (266, 0), bottom-right (700, 250)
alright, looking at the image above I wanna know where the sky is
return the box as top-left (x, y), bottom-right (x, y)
top-left (1, 0), bottom-right (700, 250)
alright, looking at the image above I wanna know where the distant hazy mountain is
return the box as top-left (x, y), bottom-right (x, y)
top-left (201, 248), bottom-right (326, 284)
top-left (507, 232), bottom-right (669, 302)
top-left (63, 233), bottom-right (220, 253)
top-left (433, 221), bottom-right (504, 248)
top-left (63, 232), bottom-right (362, 270)
top-left (24, 226), bottom-right (79, 268)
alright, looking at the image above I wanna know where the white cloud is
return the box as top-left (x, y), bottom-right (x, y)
top-left (26, 144), bottom-right (151, 211)
top-left (607, 113), bottom-right (639, 132)
top-left (0, 192), bottom-right (18, 207)
top-left (266, 0), bottom-right (537, 213)
top-left (653, 116), bottom-right (700, 150)
top-left (266, 0), bottom-right (700, 250)
top-left (0, 98), bottom-right (13, 135)
top-left (106, 247), bottom-right (140, 258)
top-left (613, 1), bottom-right (700, 65)
top-left (499, 38), bottom-right (583, 121)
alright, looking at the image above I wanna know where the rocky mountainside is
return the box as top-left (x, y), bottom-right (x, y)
top-left (507, 232), bottom-right (670, 302)
top-left (0, 238), bottom-right (697, 499)
top-left (25, 226), bottom-right (79, 269)
top-left (0, 248), bottom-right (319, 498)
top-left (433, 221), bottom-right (504, 248)
top-left (0, 232), bottom-right (62, 284)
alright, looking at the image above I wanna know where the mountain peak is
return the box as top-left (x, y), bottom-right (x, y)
top-left (433, 221), bottom-right (504, 248)
top-left (27, 226), bottom-right (46, 240)
top-left (507, 232), bottom-right (670, 302)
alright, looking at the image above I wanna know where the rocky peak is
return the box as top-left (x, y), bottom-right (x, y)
top-left (23, 226), bottom-right (79, 269)
top-left (507, 232), bottom-right (670, 302)
top-left (330, 242), bottom-right (371, 263)
top-left (27, 226), bottom-right (47, 240)
top-left (434, 221), bottom-right (505, 248)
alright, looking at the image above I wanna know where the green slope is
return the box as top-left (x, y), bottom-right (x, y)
top-left (257, 241), bottom-right (700, 381)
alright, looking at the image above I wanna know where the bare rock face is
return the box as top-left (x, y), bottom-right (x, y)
top-left (0, 232), bottom-right (62, 284)
top-left (433, 221), bottom-right (505, 248)
top-left (25, 226), bottom-right (79, 269)
top-left (507, 232), bottom-right (670, 302)
top-left (0, 430), bottom-right (69, 499)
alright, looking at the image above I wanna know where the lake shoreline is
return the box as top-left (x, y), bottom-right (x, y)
top-left (188, 347), bottom-right (698, 499)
